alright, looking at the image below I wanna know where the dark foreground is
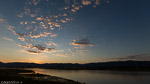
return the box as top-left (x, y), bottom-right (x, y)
top-left (0, 68), bottom-right (85, 84)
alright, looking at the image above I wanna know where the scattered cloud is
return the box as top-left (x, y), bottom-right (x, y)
top-left (51, 49), bottom-right (64, 53)
top-left (7, 0), bottom-right (108, 55)
top-left (17, 37), bottom-right (32, 42)
top-left (30, 32), bottom-right (57, 38)
top-left (36, 17), bottom-right (43, 20)
top-left (93, 0), bottom-right (101, 7)
top-left (19, 43), bottom-right (55, 54)
top-left (45, 41), bottom-right (57, 46)
top-left (55, 53), bottom-right (69, 57)
top-left (3, 37), bottom-right (14, 42)
top-left (82, 0), bottom-right (92, 5)
top-left (0, 18), bottom-right (5, 23)
top-left (18, 44), bottom-right (33, 49)
top-left (32, 0), bottom-right (40, 6)
top-left (8, 26), bottom-right (56, 40)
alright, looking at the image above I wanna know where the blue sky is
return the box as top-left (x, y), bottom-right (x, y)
top-left (0, 0), bottom-right (150, 63)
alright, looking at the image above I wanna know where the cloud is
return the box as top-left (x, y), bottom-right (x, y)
top-left (17, 37), bottom-right (32, 42)
top-left (18, 44), bottom-right (33, 49)
top-left (17, 13), bottom-right (23, 18)
top-left (32, 44), bottom-right (54, 52)
top-left (30, 32), bottom-right (57, 38)
top-left (46, 48), bottom-right (55, 51)
top-left (36, 17), bottom-right (43, 20)
top-left (32, 44), bottom-right (46, 51)
top-left (3, 37), bottom-right (14, 42)
top-left (27, 50), bottom-right (41, 54)
top-left (70, 36), bottom-right (95, 55)
top-left (45, 41), bottom-right (57, 46)
top-left (8, 26), bottom-right (56, 39)
top-left (70, 37), bottom-right (94, 47)
top-left (51, 49), bottom-right (64, 53)
top-left (7, 0), bottom-right (108, 55)
top-left (32, 0), bottom-right (40, 6)
top-left (0, 18), bottom-right (5, 23)
top-left (112, 54), bottom-right (150, 61)
top-left (8, 26), bottom-right (31, 40)
top-left (93, 0), bottom-right (101, 7)
top-left (19, 43), bottom-right (55, 54)
top-left (82, 0), bottom-right (92, 5)
top-left (20, 49), bottom-right (41, 54)
top-left (55, 53), bottom-right (68, 57)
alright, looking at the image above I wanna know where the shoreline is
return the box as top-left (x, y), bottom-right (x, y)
top-left (0, 68), bottom-right (85, 84)
top-left (1, 67), bottom-right (150, 72)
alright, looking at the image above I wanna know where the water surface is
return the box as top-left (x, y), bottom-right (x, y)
top-left (28, 68), bottom-right (150, 84)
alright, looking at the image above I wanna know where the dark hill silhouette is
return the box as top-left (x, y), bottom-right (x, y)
top-left (0, 60), bottom-right (150, 71)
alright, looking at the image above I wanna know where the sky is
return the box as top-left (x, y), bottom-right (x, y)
top-left (0, 0), bottom-right (150, 63)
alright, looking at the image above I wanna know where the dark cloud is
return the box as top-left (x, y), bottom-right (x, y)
top-left (112, 54), bottom-right (150, 61)
top-left (32, 44), bottom-right (46, 51)
top-left (71, 37), bottom-right (94, 47)
top-left (47, 48), bottom-right (55, 51)
top-left (32, 44), bottom-right (55, 52)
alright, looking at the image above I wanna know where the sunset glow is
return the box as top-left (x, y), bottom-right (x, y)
top-left (0, 0), bottom-right (150, 63)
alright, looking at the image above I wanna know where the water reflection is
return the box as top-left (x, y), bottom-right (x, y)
top-left (27, 68), bottom-right (150, 84)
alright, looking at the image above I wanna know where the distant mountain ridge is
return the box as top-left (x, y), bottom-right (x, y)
top-left (0, 60), bottom-right (150, 70)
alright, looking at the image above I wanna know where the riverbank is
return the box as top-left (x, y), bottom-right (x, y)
top-left (0, 68), bottom-right (85, 84)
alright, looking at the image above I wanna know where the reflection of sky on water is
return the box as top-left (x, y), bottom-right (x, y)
top-left (29, 68), bottom-right (150, 84)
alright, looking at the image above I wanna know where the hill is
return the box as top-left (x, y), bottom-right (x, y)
top-left (0, 60), bottom-right (150, 70)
